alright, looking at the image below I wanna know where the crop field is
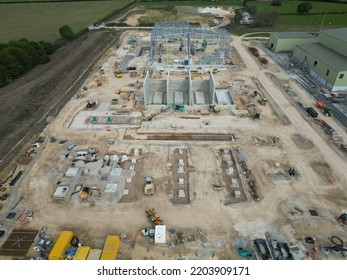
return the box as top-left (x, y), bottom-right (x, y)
top-left (279, 14), bottom-right (347, 27)
top-left (254, 1), bottom-right (347, 14)
top-left (0, 0), bottom-right (131, 42)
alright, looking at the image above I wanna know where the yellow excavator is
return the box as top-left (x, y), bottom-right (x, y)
top-left (251, 90), bottom-right (267, 106)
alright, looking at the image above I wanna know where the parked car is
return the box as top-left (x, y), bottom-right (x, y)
top-left (42, 240), bottom-right (52, 250)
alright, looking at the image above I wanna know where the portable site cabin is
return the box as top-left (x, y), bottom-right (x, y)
top-left (100, 235), bottom-right (120, 260)
top-left (73, 246), bottom-right (91, 260)
top-left (48, 231), bottom-right (78, 260)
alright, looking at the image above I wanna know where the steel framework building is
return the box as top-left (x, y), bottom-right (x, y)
top-left (150, 21), bottom-right (230, 68)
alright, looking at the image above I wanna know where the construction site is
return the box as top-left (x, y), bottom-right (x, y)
top-left (0, 21), bottom-right (347, 260)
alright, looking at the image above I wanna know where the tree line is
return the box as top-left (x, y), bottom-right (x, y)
top-left (0, 39), bottom-right (54, 87)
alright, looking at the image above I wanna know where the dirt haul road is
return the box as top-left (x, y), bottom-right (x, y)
top-left (0, 31), bottom-right (117, 170)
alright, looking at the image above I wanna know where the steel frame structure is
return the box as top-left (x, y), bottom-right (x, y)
top-left (150, 21), bottom-right (230, 67)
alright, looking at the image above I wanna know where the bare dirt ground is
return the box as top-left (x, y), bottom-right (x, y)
top-left (0, 31), bottom-right (116, 170)
top-left (0, 30), bottom-right (346, 260)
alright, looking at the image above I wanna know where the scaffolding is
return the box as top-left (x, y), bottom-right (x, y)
top-left (150, 21), bottom-right (231, 68)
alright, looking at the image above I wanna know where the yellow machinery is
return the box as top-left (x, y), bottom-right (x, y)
top-left (209, 105), bottom-right (221, 113)
top-left (48, 231), bottom-right (77, 260)
top-left (145, 208), bottom-right (163, 225)
top-left (191, 75), bottom-right (203, 80)
top-left (116, 73), bottom-right (123, 78)
top-left (73, 246), bottom-right (91, 260)
top-left (79, 187), bottom-right (91, 201)
top-left (144, 176), bottom-right (154, 195)
top-left (100, 235), bottom-right (121, 260)
top-left (251, 91), bottom-right (267, 106)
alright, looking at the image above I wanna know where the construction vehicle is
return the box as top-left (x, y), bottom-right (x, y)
top-left (140, 228), bottom-right (155, 237)
top-left (323, 106), bottom-right (333, 117)
top-left (238, 247), bottom-right (253, 260)
top-left (144, 176), bottom-right (155, 195)
top-left (79, 186), bottom-right (91, 201)
top-left (115, 73), bottom-right (123, 78)
top-left (145, 208), bottom-right (163, 225)
top-left (209, 104), bottom-right (221, 113)
top-left (251, 90), bottom-right (267, 106)
top-left (316, 100), bottom-right (333, 116)
top-left (163, 103), bottom-right (184, 112)
top-left (213, 184), bottom-right (222, 191)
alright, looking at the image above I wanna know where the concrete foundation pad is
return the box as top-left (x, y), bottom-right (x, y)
top-left (153, 91), bottom-right (164, 104)
top-left (195, 91), bottom-right (206, 104)
top-left (174, 91), bottom-right (184, 104)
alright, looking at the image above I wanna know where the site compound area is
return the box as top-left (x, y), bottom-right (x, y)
top-left (0, 23), bottom-right (347, 260)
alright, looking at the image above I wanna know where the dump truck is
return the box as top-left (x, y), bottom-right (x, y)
top-left (48, 231), bottom-right (79, 260)
top-left (100, 235), bottom-right (121, 260)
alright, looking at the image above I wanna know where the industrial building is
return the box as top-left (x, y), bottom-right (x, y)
top-left (143, 70), bottom-right (235, 108)
top-left (150, 21), bottom-right (230, 68)
top-left (268, 28), bottom-right (347, 92)
top-left (267, 32), bottom-right (316, 52)
top-left (293, 28), bottom-right (347, 92)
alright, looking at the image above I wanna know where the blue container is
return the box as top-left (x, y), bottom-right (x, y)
top-left (184, 59), bottom-right (189, 65)
top-left (158, 57), bottom-right (162, 63)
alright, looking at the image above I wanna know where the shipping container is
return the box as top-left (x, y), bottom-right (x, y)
top-left (100, 235), bottom-right (120, 260)
top-left (73, 246), bottom-right (90, 260)
top-left (48, 231), bottom-right (77, 260)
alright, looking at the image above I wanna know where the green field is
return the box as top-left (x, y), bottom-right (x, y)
top-left (0, 0), bottom-right (132, 42)
top-left (279, 13), bottom-right (347, 26)
top-left (253, 1), bottom-right (347, 14)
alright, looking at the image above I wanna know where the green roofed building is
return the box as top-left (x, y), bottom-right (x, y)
top-left (267, 32), bottom-right (316, 52)
top-left (293, 28), bottom-right (347, 92)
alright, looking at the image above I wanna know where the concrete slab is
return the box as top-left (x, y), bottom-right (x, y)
top-left (154, 225), bottom-right (166, 244)
top-left (177, 166), bottom-right (184, 173)
top-left (65, 167), bottom-right (79, 177)
top-left (195, 91), bottom-right (206, 104)
top-left (231, 179), bottom-right (238, 187)
top-left (53, 186), bottom-right (69, 198)
top-left (234, 190), bottom-right (241, 198)
top-left (226, 167), bottom-right (234, 175)
top-left (153, 91), bottom-right (164, 104)
top-left (110, 167), bottom-right (122, 176)
top-left (105, 183), bottom-right (118, 193)
top-left (174, 91), bottom-right (184, 105)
